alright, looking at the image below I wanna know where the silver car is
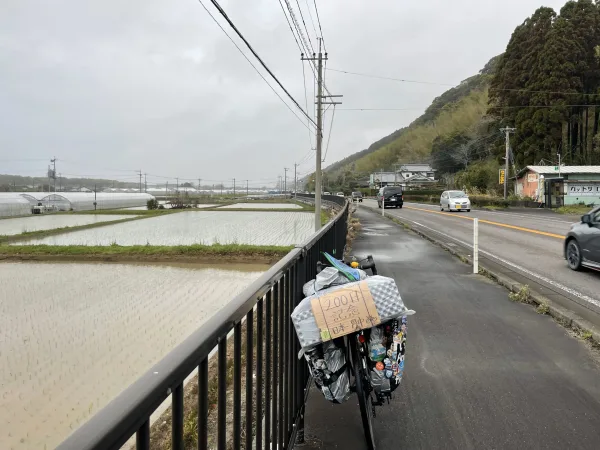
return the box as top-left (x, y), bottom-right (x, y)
top-left (440, 190), bottom-right (471, 212)
top-left (564, 207), bottom-right (600, 271)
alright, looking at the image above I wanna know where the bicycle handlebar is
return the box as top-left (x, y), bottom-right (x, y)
top-left (316, 255), bottom-right (378, 276)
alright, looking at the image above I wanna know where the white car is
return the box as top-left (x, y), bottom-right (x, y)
top-left (324, 191), bottom-right (331, 195)
top-left (440, 190), bottom-right (471, 212)
top-left (336, 192), bottom-right (345, 197)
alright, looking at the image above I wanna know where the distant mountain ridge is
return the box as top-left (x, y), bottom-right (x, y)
top-left (323, 55), bottom-right (500, 179)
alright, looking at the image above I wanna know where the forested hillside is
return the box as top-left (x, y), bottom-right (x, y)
top-left (490, 0), bottom-right (600, 166)
top-left (323, 0), bottom-right (600, 194)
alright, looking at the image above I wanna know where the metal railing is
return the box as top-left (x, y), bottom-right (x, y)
top-left (57, 196), bottom-right (348, 450)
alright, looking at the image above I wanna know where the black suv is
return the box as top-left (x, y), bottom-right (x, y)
top-left (351, 191), bottom-right (363, 202)
top-left (377, 186), bottom-right (403, 209)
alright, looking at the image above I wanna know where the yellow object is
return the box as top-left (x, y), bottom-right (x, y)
top-left (350, 261), bottom-right (359, 268)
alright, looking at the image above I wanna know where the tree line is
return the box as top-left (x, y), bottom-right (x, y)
top-left (490, 0), bottom-right (600, 166)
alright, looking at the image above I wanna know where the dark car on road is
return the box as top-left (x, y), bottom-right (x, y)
top-left (351, 191), bottom-right (363, 202)
top-left (377, 186), bottom-right (403, 209)
top-left (564, 207), bottom-right (600, 271)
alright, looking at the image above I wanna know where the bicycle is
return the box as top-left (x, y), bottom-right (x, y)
top-left (314, 255), bottom-right (405, 450)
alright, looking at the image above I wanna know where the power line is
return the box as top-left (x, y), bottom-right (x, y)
top-left (336, 108), bottom-right (423, 111)
top-left (327, 68), bottom-right (455, 86)
top-left (304, 0), bottom-right (319, 44)
top-left (312, 0), bottom-right (327, 53)
top-left (301, 60), bottom-right (315, 145)
top-left (277, 0), bottom-right (303, 54)
top-left (283, 0), bottom-right (314, 59)
top-left (337, 104), bottom-right (600, 111)
top-left (201, 0), bottom-right (317, 128)
top-left (294, 0), bottom-right (316, 54)
top-left (322, 104), bottom-right (336, 162)
top-left (330, 67), bottom-right (600, 99)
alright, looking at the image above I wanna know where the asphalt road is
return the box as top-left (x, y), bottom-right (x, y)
top-left (302, 207), bottom-right (600, 450)
top-left (361, 199), bottom-right (600, 319)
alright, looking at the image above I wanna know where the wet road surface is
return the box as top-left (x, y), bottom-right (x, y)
top-left (361, 199), bottom-right (600, 322)
top-left (302, 206), bottom-right (600, 449)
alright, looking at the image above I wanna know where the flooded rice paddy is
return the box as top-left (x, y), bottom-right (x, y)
top-left (0, 261), bottom-right (267, 450)
top-left (16, 211), bottom-right (314, 246)
top-left (219, 203), bottom-right (302, 209)
top-left (0, 214), bottom-right (129, 236)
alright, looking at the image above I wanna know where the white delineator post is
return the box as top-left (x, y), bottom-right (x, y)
top-left (473, 218), bottom-right (479, 274)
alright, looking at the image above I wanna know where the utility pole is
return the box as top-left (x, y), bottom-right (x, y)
top-left (245, 180), bottom-right (249, 196)
top-left (284, 167), bottom-right (289, 193)
top-left (302, 38), bottom-right (342, 231)
top-left (59, 174), bottom-right (62, 192)
top-left (94, 184), bottom-right (97, 210)
top-left (557, 153), bottom-right (561, 177)
top-left (166, 182), bottom-right (168, 196)
top-left (500, 127), bottom-right (516, 199)
top-left (198, 178), bottom-right (202, 192)
top-left (294, 163), bottom-right (299, 197)
top-left (233, 178), bottom-right (236, 196)
top-left (176, 177), bottom-right (179, 192)
top-left (144, 173), bottom-right (147, 193)
top-left (138, 170), bottom-right (143, 193)
top-left (50, 157), bottom-right (57, 193)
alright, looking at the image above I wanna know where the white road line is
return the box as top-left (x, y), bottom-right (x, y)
top-left (404, 218), bottom-right (600, 310)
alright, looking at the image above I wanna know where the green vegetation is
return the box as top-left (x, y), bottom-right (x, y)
top-left (581, 331), bottom-right (593, 341)
top-left (73, 209), bottom-right (177, 216)
top-left (556, 204), bottom-right (595, 215)
top-left (536, 303), bottom-right (550, 314)
top-left (482, 205), bottom-right (507, 211)
top-left (146, 198), bottom-right (159, 210)
top-left (509, 285), bottom-right (531, 303)
top-left (1, 243), bottom-right (293, 258)
top-left (490, 1), bottom-right (600, 166)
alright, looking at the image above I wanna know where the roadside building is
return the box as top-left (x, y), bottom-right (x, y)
top-left (516, 165), bottom-right (600, 207)
top-left (369, 164), bottom-right (436, 189)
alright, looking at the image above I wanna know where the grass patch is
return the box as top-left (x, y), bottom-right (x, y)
top-left (0, 243), bottom-right (293, 258)
top-left (73, 209), bottom-right (180, 216)
top-left (321, 210), bottom-right (332, 226)
top-left (509, 285), bottom-right (531, 303)
top-left (581, 331), bottom-right (593, 341)
top-left (556, 204), bottom-right (595, 215)
top-left (536, 303), bottom-right (550, 315)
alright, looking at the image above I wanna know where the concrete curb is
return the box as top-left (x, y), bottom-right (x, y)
top-left (383, 213), bottom-right (600, 348)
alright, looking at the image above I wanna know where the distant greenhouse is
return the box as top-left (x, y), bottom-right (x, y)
top-left (0, 192), bottom-right (155, 216)
top-left (0, 194), bottom-right (32, 217)
top-left (39, 192), bottom-right (155, 211)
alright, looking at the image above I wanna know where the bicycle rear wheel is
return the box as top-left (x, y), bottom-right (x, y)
top-left (350, 337), bottom-right (376, 450)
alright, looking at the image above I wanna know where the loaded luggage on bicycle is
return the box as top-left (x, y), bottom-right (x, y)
top-left (291, 253), bottom-right (415, 449)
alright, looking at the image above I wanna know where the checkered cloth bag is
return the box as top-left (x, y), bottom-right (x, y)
top-left (292, 275), bottom-right (415, 349)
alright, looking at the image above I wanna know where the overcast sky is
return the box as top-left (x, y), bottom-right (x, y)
top-left (0, 0), bottom-right (567, 187)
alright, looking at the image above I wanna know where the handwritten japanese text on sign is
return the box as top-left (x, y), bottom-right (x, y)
top-left (310, 281), bottom-right (381, 342)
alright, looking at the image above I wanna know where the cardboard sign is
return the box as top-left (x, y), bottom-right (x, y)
top-left (310, 281), bottom-right (381, 341)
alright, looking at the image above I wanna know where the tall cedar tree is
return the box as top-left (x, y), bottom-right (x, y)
top-left (489, 1), bottom-right (600, 165)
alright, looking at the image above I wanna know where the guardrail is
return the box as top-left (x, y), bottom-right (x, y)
top-left (57, 196), bottom-right (349, 450)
